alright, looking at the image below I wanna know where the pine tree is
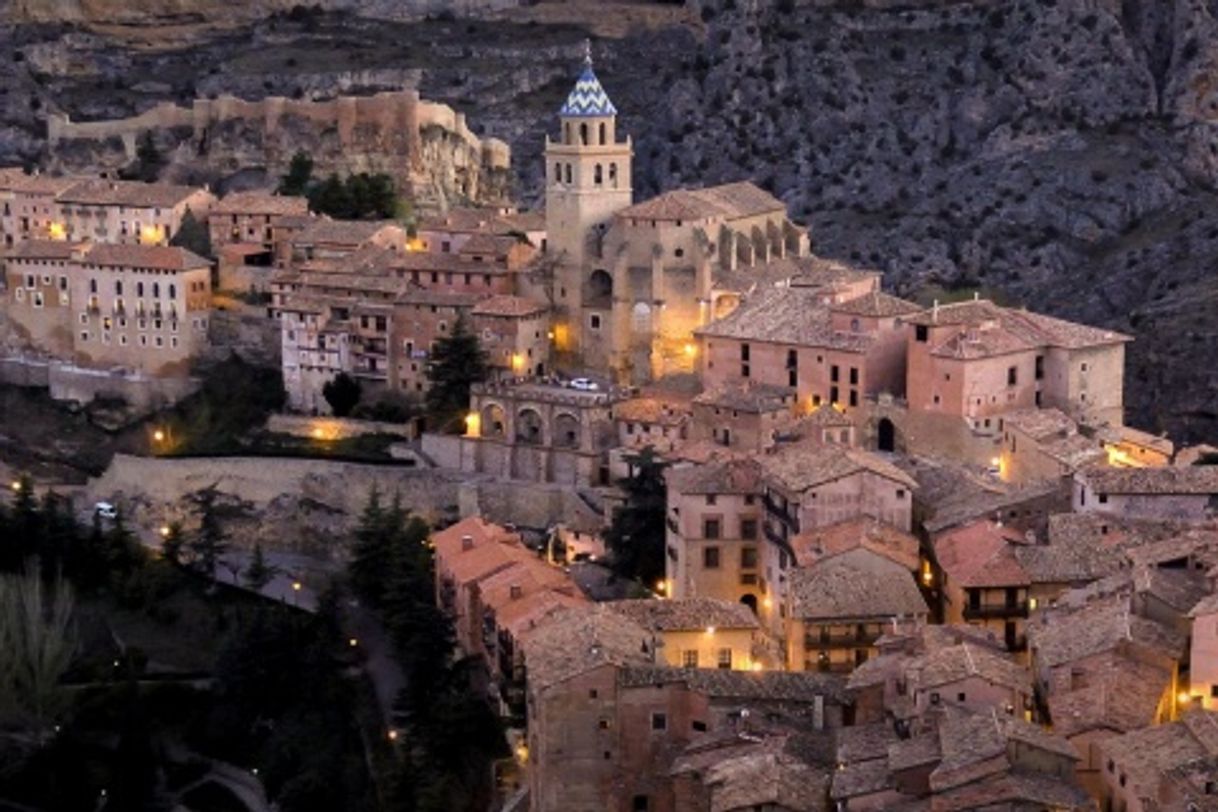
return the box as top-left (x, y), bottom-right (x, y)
top-left (188, 485), bottom-right (229, 578)
top-left (245, 544), bottom-right (275, 591)
top-left (424, 314), bottom-right (489, 431)
top-left (170, 207), bottom-right (212, 259)
top-left (279, 151), bottom-right (314, 196)
top-left (348, 487), bottom-right (388, 606)
top-left (322, 372), bottom-right (362, 417)
top-left (604, 446), bottom-right (669, 585)
top-left (133, 131), bottom-right (163, 182)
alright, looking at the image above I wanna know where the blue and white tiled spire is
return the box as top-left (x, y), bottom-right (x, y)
top-left (559, 40), bottom-right (617, 118)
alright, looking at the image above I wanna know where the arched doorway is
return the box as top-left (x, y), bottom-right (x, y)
top-left (877, 418), bottom-right (896, 453)
top-left (588, 269), bottom-right (613, 307)
top-left (740, 594), bottom-right (758, 615)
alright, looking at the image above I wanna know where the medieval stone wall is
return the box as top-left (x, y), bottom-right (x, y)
top-left (45, 90), bottom-right (512, 210)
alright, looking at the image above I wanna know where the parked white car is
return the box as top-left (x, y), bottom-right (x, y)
top-left (94, 501), bottom-right (118, 520)
top-left (568, 377), bottom-right (599, 391)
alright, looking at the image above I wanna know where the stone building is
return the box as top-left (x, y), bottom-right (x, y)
top-left (904, 298), bottom-right (1130, 433)
top-left (543, 51), bottom-right (811, 383)
top-left (785, 547), bottom-right (928, 673)
top-left (696, 278), bottom-right (919, 416)
top-left (688, 381), bottom-right (797, 452)
top-left (207, 190), bottom-right (309, 252)
top-left (5, 241), bottom-right (211, 376)
top-left (606, 598), bottom-right (764, 671)
top-left (663, 458), bottom-right (783, 634)
top-left (1095, 710), bottom-right (1218, 812)
top-left (0, 172), bottom-right (215, 249)
top-left (520, 604), bottom-right (847, 812)
top-left (998, 407), bottom-right (1105, 485)
top-left (1073, 465), bottom-right (1218, 524)
top-left (459, 379), bottom-right (618, 487)
top-left (931, 519), bottom-right (1033, 653)
top-left (52, 179), bottom-right (216, 246)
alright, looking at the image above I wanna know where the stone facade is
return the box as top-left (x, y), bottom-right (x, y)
top-left (5, 241), bottom-right (211, 377)
top-left (459, 380), bottom-right (617, 487)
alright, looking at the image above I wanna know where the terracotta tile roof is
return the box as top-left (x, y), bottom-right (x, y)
top-left (1012, 536), bottom-right (1123, 584)
top-left (665, 457), bottom-right (762, 496)
top-left (1116, 424), bottom-right (1175, 456)
top-left (458, 231), bottom-right (521, 256)
top-left (431, 515), bottom-right (519, 560)
top-left (739, 254), bottom-right (880, 292)
top-left (762, 443), bottom-right (918, 494)
top-left (494, 588), bottom-right (587, 639)
top-left (418, 206), bottom-right (508, 233)
top-left (1040, 432), bottom-right (1106, 469)
top-left (7, 173), bottom-right (81, 196)
top-left (619, 665), bottom-right (849, 704)
top-left (1099, 711), bottom-right (1218, 803)
top-left (469, 294), bottom-right (547, 318)
top-left (443, 535), bottom-right (537, 588)
top-left (81, 243), bottom-right (210, 271)
top-left (521, 604), bottom-right (654, 691)
top-left (393, 286), bottom-right (483, 308)
top-left (932, 771), bottom-right (1092, 811)
top-left (1026, 594), bottom-right (1186, 669)
top-left (695, 286), bottom-right (873, 351)
top-left (1079, 464), bottom-right (1218, 495)
top-left (790, 547), bottom-right (929, 621)
top-left (57, 178), bottom-right (206, 208)
top-left (836, 722), bottom-right (900, 764)
top-left (932, 520), bottom-right (1032, 588)
top-left (831, 756), bottom-right (893, 800)
top-left (803, 403), bottom-right (853, 428)
top-left (1003, 408), bottom-right (1077, 442)
top-left (831, 290), bottom-right (922, 318)
top-left (673, 727), bottom-right (834, 812)
top-left (790, 518), bottom-right (919, 572)
top-left (6, 239), bottom-right (83, 261)
top-left (912, 642), bottom-right (1032, 695)
top-left (931, 709), bottom-right (1078, 790)
top-left (0, 166), bottom-right (30, 190)
top-left (905, 299), bottom-right (1130, 350)
top-left (211, 190), bottom-right (309, 216)
top-left (693, 381), bottom-right (796, 413)
top-left (1046, 655), bottom-right (1173, 738)
top-left (607, 597), bottom-right (759, 632)
top-left (1046, 512), bottom-right (1184, 550)
top-left (887, 733), bottom-right (942, 772)
top-left (292, 219), bottom-right (403, 247)
top-left (617, 180), bottom-right (785, 222)
top-left (613, 396), bottom-right (690, 426)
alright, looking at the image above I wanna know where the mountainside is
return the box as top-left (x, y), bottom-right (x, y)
top-left (0, 0), bottom-right (1214, 442)
top-left (637, 0), bottom-right (1218, 444)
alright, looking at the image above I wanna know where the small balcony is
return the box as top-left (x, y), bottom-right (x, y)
top-left (962, 601), bottom-right (1028, 621)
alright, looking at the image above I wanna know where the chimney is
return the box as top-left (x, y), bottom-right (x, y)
top-left (510, 584), bottom-right (522, 600)
top-left (932, 299), bottom-right (939, 323)
top-left (973, 291), bottom-right (979, 301)
top-left (461, 534), bottom-right (474, 551)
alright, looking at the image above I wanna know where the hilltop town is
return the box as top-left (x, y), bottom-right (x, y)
top-left (2, 11), bottom-right (1218, 812)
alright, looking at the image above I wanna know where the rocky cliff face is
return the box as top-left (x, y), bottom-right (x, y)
top-left (4, 0), bottom-right (521, 24)
top-left (632, 0), bottom-right (1218, 443)
top-left (1, 1), bottom-right (1215, 441)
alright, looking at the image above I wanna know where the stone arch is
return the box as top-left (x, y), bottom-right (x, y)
top-left (599, 121), bottom-right (606, 145)
top-left (579, 122), bottom-right (588, 145)
top-left (564, 122), bottom-right (572, 144)
top-left (553, 412), bottom-right (581, 449)
top-left (631, 301), bottom-right (652, 334)
top-left (564, 163), bottom-right (572, 184)
top-left (740, 594), bottom-right (758, 614)
top-left (517, 407), bottom-right (544, 445)
top-left (594, 163), bottom-right (603, 185)
top-left (553, 162), bottom-right (561, 184)
top-left (481, 402), bottom-right (506, 438)
top-left (588, 269), bottom-right (613, 307)
top-left (609, 163), bottom-right (618, 188)
top-left (877, 417), bottom-right (896, 453)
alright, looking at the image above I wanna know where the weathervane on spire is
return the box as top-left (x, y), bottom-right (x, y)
top-left (583, 38), bottom-right (593, 68)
